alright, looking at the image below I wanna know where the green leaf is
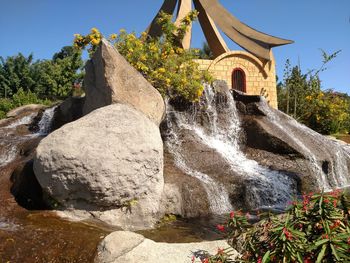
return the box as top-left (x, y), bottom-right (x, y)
top-left (262, 250), bottom-right (270, 263)
top-left (330, 244), bottom-right (340, 261)
top-left (316, 244), bottom-right (327, 263)
top-left (314, 239), bottom-right (329, 247)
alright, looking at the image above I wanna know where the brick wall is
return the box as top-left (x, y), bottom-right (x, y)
top-left (194, 50), bottom-right (278, 109)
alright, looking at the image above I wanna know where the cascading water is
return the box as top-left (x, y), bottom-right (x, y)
top-left (259, 101), bottom-right (350, 190)
top-left (165, 85), bottom-right (297, 212)
top-left (37, 106), bottom-right (57, 135)
top-left (0, 106), bottom-right (56, 167)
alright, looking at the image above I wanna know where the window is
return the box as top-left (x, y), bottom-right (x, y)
top-left (232, 68), bottom-right (246, 92)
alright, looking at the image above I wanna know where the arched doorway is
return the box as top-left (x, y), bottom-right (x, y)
top-left (232, 68), bottom-right (246, 92)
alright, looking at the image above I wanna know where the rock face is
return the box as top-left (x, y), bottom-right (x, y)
top-left (95, 231), bottom-right (238, 263)
top-left (83, 38), bottom-right (165, 125)
top-left (34, 104), bottom-right (164, 230)
top-left (51, 96), bottom-right (85, 131)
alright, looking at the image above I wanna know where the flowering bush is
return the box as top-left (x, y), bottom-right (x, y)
top-left (214, 191), bottom-right (350, 263)
top-left (73, 11), bottom-right (212, 103)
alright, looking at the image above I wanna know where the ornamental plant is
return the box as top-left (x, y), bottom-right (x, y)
top-left (73, 11), bottom-right (212, 103)
top-left (214, 190), bottom-right (350, 263)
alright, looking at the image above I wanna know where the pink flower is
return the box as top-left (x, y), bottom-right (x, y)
top-left (230, 211), bottom-right (235, 218)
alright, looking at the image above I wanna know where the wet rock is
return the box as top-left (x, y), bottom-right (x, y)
top-left (234, 88), bottom-right (350, 191)
top-left (6, 104), bottom-right (46, 118)
top-left (34, 104), bottom-right (164, 230)
top-left (10, 160), bottom-right (49, 210)
top-left (161, 152), bottom-right (210, 217)
top-left (95, 231), bottom-right (238, 263)
top-left (51, 96), bottom-right (85, 131)
top-left (83, 38), bottom-right (165, 125)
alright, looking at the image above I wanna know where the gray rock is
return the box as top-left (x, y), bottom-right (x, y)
top-left (6, 104), bottom-right (46, 118)
top-left (34, 104), bottom-right (164, 230)
top-left (83, 38), bottom-right (165, 126)
top-left (95, 231), bottom-right (238, 263)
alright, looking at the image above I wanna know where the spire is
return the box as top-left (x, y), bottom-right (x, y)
top-left (146, 0), bottom-right (293, 61)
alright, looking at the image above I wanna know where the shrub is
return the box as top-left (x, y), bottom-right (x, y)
top-left (214, 191), bottom-right (350, 263)
top-left (73, 11), bottom-right (212, 103)
top-left (0, 88), bottom-right (52, 119)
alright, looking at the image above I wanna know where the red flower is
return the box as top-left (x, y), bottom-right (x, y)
top-left (201, 258), bottom-right (209, 263)
top-left (283, 227), bottom-right (293, 240)
top-left (191, 255), bottom-right (195, 263)
top-left (330, 220), bottom-right (341, 230)
top-left (230, 211), bottom-right (235, 218)
top-left (216, 224), bottom-right (225, 232)
top-left (257, 256), bottom-right (262, 263)
top-left (347, 237), bottom-right (350, 245)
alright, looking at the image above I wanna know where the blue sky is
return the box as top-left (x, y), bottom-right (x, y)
top-left (1, 0), bottom-right (349, 94)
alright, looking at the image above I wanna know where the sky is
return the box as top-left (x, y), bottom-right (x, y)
top-left (1, 0), bottom-right (349, 94)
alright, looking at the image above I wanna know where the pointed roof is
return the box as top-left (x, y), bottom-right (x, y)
top-left (146, 0), bottom-right (293, 61)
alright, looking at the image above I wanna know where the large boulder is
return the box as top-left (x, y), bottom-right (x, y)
top-left (33, 104), bottom-right (164, 230)
top-left (95, 231), bottom-right (238, 263)
top-left (83, 38), bottom-right (165, 125)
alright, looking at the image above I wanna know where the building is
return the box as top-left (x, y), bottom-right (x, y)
top-left (146, 0), bottom-right (293, 108)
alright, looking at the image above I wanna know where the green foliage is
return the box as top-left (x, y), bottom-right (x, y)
top-left (217, 191), bottom-right (350, 263)
top-left (277, 51), bottom-right (350, 135)
top-left (198, 42), bottom-right (214, 59)
top-left (74, 11), bottom-right (213, 102)
top-left (0, 88), bottom-right (52, 118)
top-left (0, 46), bottom-right (83, 101)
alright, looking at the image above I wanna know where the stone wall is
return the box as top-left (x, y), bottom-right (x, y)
top-left (194, 50), bottom-right (278, 108)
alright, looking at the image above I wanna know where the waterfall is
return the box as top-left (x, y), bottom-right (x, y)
top-left (165, 106), bottom-right (233, 214)
top-left (165, 85), bottom-right (297, 212)
top-left (259, 101), bottom-right (350, 190)
top-left (37, 106), bottom-right (56, 135)
top-left (0, 106), bottom-right (56, 167)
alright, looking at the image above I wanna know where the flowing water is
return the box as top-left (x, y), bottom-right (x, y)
top-left (165, 85), bottom-right (297, 212)
top-left (37, 106), bottom-right (56, 135)
top-left (260, 101), bottom-right (350, 190)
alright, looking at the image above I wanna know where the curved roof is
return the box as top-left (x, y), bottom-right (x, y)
top-left (146, 0), bottom-right (293, 61)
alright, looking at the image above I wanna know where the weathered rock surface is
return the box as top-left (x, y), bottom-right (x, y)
top-left (95, 231), bottom-right (238, 263)
top-left (34, 104), bottom-right (164, 230)
top-left (83, 38), bottom-right (165, 125)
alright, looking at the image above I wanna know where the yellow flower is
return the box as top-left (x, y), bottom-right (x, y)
top-left (158, 67), bottom-right (166, 73)
top-left (109, 33), bottom-right (117, 40)
top-left (91, 27), bottom-right (99, 34)
top-left (91, 38), bottom-right (100, 45)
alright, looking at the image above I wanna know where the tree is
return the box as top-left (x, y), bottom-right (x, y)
top-left (0, 53), bottom-right (36, 97)
top-left (0, 46), bottom-right (84, 101)
top-left (277, 50), bottom-right (349, 134)
top-left (35, 46), bottom-right (84, 99)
